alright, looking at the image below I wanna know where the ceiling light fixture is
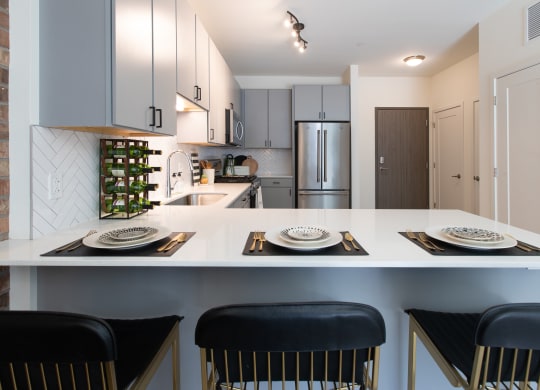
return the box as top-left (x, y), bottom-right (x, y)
top-left (285, 11), bottom-right (308, 53)
top-left (403, 55), bottom-right (425, 67)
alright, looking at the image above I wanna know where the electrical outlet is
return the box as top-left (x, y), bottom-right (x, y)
top-left (48, 172), bottom-right (63, 200)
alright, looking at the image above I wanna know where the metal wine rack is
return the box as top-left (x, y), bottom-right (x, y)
top-left (99, 139), bottom-right (160, 219)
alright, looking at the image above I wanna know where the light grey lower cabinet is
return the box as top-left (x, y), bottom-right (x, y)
top-left (229, 189), bottom-right (250, 208)
top-left (261, 177), bottom-right (293, 208)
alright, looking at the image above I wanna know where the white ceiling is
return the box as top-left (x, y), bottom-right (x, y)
top-left (188, 0), bottom-right (511, 77)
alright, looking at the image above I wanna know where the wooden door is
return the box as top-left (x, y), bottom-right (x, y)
top-left (375, 108), bottom-right (429, 209)
top-left (434, 105), bottom-right (464, 210)
top-left (495, 62), bottom-right (540, 233)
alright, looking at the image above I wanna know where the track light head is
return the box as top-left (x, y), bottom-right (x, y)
top-left (286, 11), bottom-right (308, 53)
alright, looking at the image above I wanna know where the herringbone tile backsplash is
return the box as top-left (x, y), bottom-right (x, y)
top-left (30, 126), bottom-right (293, 238)
top-left (31, 126), bottom-right (101, 238)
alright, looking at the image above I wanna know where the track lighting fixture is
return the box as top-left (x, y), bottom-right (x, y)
top-left (285, 11), bottom-right (308, 53)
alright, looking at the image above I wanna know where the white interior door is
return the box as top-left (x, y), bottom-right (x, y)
top-left (434, 105), bottom-right (464, 209)
top-left (473, 100), bottom-right (480, 215)
top-left (495, 63), bottom-right (540, 233)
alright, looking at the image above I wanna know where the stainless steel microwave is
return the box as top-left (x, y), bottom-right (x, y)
top-left (225, 109), bottom-right (244, 146)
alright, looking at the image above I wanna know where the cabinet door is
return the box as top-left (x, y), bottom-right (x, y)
top-left (113, 0), bottom-right (153, 131)
top-left (195, 17), bottom-right (210, 110)
top-left (152, 0), bottom-right (177, 135)
top-left (322, 85), bottom-right (350, 121)
top-left (262, 187), bottom-right (293, 208)
top-left (208, 40), bottom-right (226, 145)
top-left (293, 85), bottom-right (322, 121)
top-left (268, 89), bottom-right (292, 148)
top-left (244, 90), bottom-right (269, 148)
top-left (176, 0), bottom-right (197, 102)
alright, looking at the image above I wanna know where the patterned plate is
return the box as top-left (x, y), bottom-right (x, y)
top-left (98, 226), bottom-right (158, 245)
top-left (441, 226), bottom-right (505, 243)
top-left (280, 226), bottom-right (331, 243)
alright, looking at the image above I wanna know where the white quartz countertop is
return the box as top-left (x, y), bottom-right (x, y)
top-left (2, 207), bottom-right (540, 268)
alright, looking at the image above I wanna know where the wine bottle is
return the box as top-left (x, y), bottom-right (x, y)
top-left (103, 162), bottom-right (162, 177)
top-left (103, 197), bottom-right (160, 213)
top-left (103, 179), bottom-right (159, 194)
top-left (106, 144), bottom-right (162, 158)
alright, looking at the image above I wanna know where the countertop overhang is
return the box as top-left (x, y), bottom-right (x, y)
top-left (2, 208), bottom-right (540, 268)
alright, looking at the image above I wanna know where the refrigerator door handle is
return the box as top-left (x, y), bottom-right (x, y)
top-left (323, 128), bottom-right (328, 182)
top-left (316, 129), bottom-right (321, 182)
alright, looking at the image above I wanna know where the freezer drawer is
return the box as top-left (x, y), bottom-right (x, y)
top-left (297, 191), bottom-right (350, 209)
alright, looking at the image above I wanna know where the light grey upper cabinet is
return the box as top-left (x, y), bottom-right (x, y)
top-left (208, 40), bottom-right (228, 145)
top-left (176, 0), bottom-right (210, 110)
top-left (293, 85), bottom-right (350, 121)
top-left (244, 89), bottom-right (292, 149)
top-left (39, 0), bottom-right (177, 136)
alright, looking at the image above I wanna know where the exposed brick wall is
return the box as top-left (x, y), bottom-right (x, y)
top-left (0, 0), bottom-right (9, 309)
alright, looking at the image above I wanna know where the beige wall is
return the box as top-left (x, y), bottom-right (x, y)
top-left (349, 70), bottom-right (432, 208)
top-left (430, 54), bottom-right (479, 213)
top-left (479, 0), bottom-right (540, 217)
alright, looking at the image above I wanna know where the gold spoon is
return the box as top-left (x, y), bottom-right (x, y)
top-left (344, 232), bottom-right (360, 251)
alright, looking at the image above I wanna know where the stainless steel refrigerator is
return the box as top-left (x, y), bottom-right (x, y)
top-left (295, 122), bottom-right (350, 208)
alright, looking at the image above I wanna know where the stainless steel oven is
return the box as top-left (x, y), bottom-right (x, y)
top-left (214, 175), bottom-right (261, 208)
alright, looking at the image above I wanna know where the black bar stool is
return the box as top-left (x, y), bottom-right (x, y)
top-left (406, 303), bottom-right (540, 390)
top-left (195, 301), bottom-right (386, 390)
top-left (0, 310), bottom-right (182, 389)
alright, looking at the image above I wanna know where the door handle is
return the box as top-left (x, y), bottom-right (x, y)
top-left (316, 129), bottom-right (321, 182)
top-left (379, 167), bottom-right (389, 171)
top-left (323, 129), bottom-right (328, 182)
top-left (451, 174), bottom-right (461, 179)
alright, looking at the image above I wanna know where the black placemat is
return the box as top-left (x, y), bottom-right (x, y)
top-left (41, 232), bottom-right (195, 257)
top-left (400, 232), bottom-right (540, 256)
top-left (242, 232), bottom-right (369, 256)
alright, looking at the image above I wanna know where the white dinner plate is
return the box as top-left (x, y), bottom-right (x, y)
top-left (265, 228), bottom-right (342, 251)
top-left (98, 226), bottom-right (158, 245)
top-left (425, 226), bottom-right (517, 250)
top-left (279, 226), bottom-right (331, 244)
top-left (441, 226), bottom-right (505, 244)
top-left (83, 226), bottom-right (172, 250)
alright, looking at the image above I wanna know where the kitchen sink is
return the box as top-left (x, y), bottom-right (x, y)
top-left (166, 193), bottom-right (227, 206)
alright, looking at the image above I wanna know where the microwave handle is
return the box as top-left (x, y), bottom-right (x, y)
top-left (236, 121), bottom-right (244, 140)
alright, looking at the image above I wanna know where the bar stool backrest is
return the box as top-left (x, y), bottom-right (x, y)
top-left (0, 311), bottom-right (118, 389)
top-left (471, 303), bottom-right (540, 388)
top-left (195, 301), bottom-right (386, 390)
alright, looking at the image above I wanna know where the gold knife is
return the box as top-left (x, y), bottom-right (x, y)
top-left (157, 233), bottom-right (187, 252)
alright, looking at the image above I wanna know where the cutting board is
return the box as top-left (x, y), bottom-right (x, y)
top-left (241, 156), bottom-right (258, 175)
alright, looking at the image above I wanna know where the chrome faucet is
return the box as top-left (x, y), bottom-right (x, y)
top-left (167, 150), bottom-right (194, 198)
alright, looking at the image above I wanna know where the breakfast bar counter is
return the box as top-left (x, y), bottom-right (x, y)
top-left (3, 208), bottom-right (540, 390)
top-left (2, 208), bottom-right (540, 268)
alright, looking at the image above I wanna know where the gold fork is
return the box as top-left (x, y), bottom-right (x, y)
top-left (418, 232), bottom-right (445, 251)
top-left (258, 232), bottom-right (266, 252)
top-left (249, 232), bottom-right (260, 252)
top-left (406, 230), bottom-right (436, 251)
top-left (56, 229), bottom-right (97, 252)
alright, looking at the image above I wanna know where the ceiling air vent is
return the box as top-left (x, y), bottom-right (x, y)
top-left (527, 1), bottom-right (540, 41)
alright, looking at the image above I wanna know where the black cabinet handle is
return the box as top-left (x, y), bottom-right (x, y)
top-left (149, 106), bottom-right (156, 127)
top-left (156, 108), bottom-right (163, 128)
top-left (193, 86), bottom-right (199, 101)
top-left (197, 87), bottom-right (202, 101)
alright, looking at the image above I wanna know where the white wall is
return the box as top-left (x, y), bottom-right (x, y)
top-left (431, 54), bottom-right (479, 213)
top-left (478, 0), bottom-right (540, 217)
